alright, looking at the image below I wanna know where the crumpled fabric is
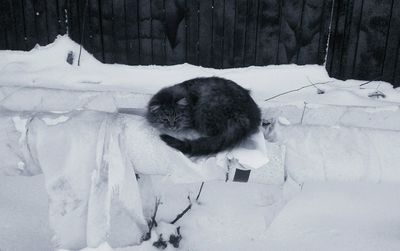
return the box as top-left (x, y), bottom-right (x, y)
top-left (0, 110), bottom-right (281, 249)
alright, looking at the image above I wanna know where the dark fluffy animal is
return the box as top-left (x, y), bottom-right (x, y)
top-left (146, 77), bottom-right (261, 156)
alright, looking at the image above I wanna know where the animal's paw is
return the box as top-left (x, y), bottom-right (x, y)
top-left (160, 134), bottom-right (190, 153)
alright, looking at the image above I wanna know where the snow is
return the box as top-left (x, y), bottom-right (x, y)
top-left (1, 35), bottom-right (400, 251)
top-left (0, 175), bottom-right (51, 251)
top-left (263, 182), bottom-right (400, 251)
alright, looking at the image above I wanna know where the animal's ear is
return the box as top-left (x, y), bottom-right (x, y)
top-left (149, 105), bottom-right (160, 112)
top-left (177, 97), bottom-right (188, 106)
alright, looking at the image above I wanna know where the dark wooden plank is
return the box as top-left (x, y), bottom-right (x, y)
top-left (87, 0), bottom-right (104, 62)
top-left (338, 0), bottom-right (362, 78)
top-left (186, 0), bottom-right (199, 65)
top-left (233, 0), bottom-right (247, 67)
top-left (45, 0), bottom-right (59, 43)
top-left (166, 0), bottom-right (186, 65)
top-left (22, 0), bottom-right (38, 49)
top-left (317, 0), bottom-right (333, 64)
top-left (280, 0), bottom-right (306, 64)
top-left (297, 0), bottom-right (326, 65)
top-left (3, 0), bottom-right (17, 49)
top-left (199, 0), bottom-right (213, 67)
top-left (326, 0), bottom-right (349, 77)
top-left (0, 0), bottom-right (9, 49)
top-left (57, 0), bottom-right (67, 35)
top-left (151, 0), bottom-right (165, 65)
top-left (100, 0), bottom-right (115, 63)
top-left (80, 0), bottom-right (92, 52)
top-left (10, 0), bottom-right (26, 50)
top-left (394, 46), bottom-right (400, 86)
top-left (113, 0), bottom-right (128, 64)
top-left (382, 0), bottom-right (400, 84)
top-left (243, 0), bottom-right (259, 66)
top-left (212, 0), bottom-right (224, 68)
top-left (67, 0), bottom-right (81, 43)
top-left (33, 0), bottom-right (49, 45)
top-left (0, 29), bottom-right (6, 50)
top-left (353, 0), bottom-right (393, 80)
top-left (138, 0), bottom-right (152, 64)
top-left (125, 0), bottom-right (140, 65)
top-left (222, 0), bottom-right (235, 68)
top-left (256, 0), bottom-right (280, 65)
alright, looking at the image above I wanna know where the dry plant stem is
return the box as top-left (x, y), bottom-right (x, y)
top-left (144, 197), bottom-right (162, 240)
top-left (264, 81), bottom-right (334, 102)
top-left (170, 182), bottom-right (205, 224)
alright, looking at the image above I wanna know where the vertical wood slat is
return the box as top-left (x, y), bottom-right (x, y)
top-left (381, 0), bottom-right (399, 83)
top-left (151, 0), bottom-right (165, 65)
top-left (186, 0), bottom-right (199, 65)
top-left (233, 0), bottom-right (247, 67)
top-left (353, 0), bottom-right (393, 80)
top-left (46, 0), bottom-right (59, 43)
top-left (243, 0), bottom-right (258, 66)
top-left (199, 0), bottom-right (213, 67)
top-left (10, 0), bottom-right (26, 50)
top-left (125, 0), bottom-right (140, 65)
top-left (256, 0), bottom-right (280, 65)
top-left (22, 0), bottom-right (37, 49)
top-left (87, 0), bottom-right (104, 62)
top-left (332, 0), bottom-right (359, 78)
top-left (99, 0), bottom-right (114, 63)
top-left (56, 0), bottom-right (67, 35)
top-left (165, 0), bottom-right (185, 65)
top-left (33, 0), bottom-right (48, 45)
top-left (138, 0), bottom-right (152, 64)
top-left (113, 0), bottom-right (128, 64)
top-left (212, 0), bottom-right (225, 68)
top-left (277, 0), bottom-right (306, 64)
top-left (0, 0), bottom-right (9, 49)
top-left (317, 0), bottom-right (333, 64)
top-left (222, 0), bottom-right (235, 67)
top-left (327, 0), bottom-right (350, 77)
top-left (3, 0), bottom-right (16, 49)
top-left (67, 0), bottom-right (81, 43)
top-left (296, 0), bottom-right (327, 65)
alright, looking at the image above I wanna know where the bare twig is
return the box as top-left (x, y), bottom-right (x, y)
top-left (195, 182), bottom-right (205, 202)
top-left (170, 196), bottom-right (192, 224)
top-left (264, 81), bottom-right (333, 102)
top-left (143, 197), bottom-right (162, 241)
top-left (300, 102), bottom-right (308, 125)
top-left (170, 182), bottom-right (205, 224)
top-left (359, 76), bottom-right (381, 87)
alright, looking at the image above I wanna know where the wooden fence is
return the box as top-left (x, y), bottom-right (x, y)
top-left (326, 0), bottom-right (400, 86)
top-left (1, 0), bottom-right (399, 87)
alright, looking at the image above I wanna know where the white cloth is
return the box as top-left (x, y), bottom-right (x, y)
top-left (0, 110), bottom-right (280, 249)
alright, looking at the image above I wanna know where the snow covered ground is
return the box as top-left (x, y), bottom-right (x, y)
top-left (1, 36), bottom-right (400, 251)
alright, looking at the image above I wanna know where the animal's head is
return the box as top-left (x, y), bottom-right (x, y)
top-left (146, 88), bottom-right (192, 131)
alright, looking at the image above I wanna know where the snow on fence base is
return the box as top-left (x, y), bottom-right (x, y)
top-left (0, 110), bottom-right (284, 250)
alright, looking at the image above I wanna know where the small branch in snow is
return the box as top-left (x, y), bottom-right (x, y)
top-left (359, 76), bottom-right (381, 87)
top-left (264, 80), bottom-right (333, 102)
top-left (195, 182), bottom-right (205, 202)
top-left (143, 197), bottom-right (162, 241)
top-left (307, 77), bottom-right (325, 94)
top-left (170, 182), bottom-right (205, 224)
top-left (170, 196), bottom-right (192, 224)
top-left (300, 102), bottom-right (308, 125)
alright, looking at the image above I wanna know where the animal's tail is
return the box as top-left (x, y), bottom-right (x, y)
top-left (160, 119), bottom-right (257, 156)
